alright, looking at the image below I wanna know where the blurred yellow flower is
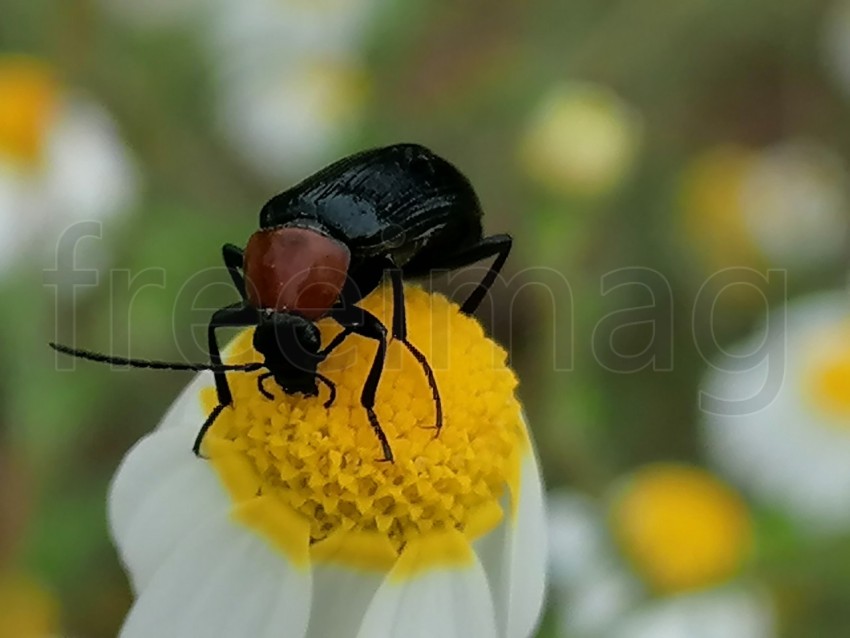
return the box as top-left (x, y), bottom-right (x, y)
top-left (547, 489), bottom-right (772, 638)
top-left (0, 571), bottom-right (59, 638)
top-left (519, 82), bottom-right (642, 198)
top-left (680, 145), bottom-right (760, 268)
top-left (611, 463), bottom-right (752, 593)
top-left (0, 56), bottom-right (58, 167)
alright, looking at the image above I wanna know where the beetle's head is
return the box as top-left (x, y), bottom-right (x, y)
top-left (253, 312), bottom-right (322, 396)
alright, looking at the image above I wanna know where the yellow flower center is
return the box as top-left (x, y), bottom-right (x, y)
top-left (296, 61), bottom-right (368, 123)
top-left (0, 572), bottom-right (59, 638)
top-left (0, 56), bottom-right (58, 167)
top-left (679, 146), bottom-right (760, 269)
top-left (611, 463), bottom-right (752, 593)
top-left (803, 324), bottom-right (850, 424)
top-left (202, 284), bottom-right (526, 574)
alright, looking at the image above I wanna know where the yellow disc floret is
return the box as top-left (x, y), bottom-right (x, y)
top-left (201, 284), bottom-right (527, 572)
top-left (611, 463), bottom-right (752, 593)
top-left (803, 323), bottom-right (850, 425)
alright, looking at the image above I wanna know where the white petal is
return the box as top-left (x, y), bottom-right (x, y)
top-left (120, 514), bottom-right (312, 638)
top-left (557, 567), bottom-right (640, 637)
top-left (306, 565), bottom-right (383, 638)
top-left (109, 427), bottom-right (230, 592)
top-left (546, 491), bottom-right (609, 586)
top-left (476, 447), bottom-right (547, 638)
top-left (612, 586), bottom-right (776, 638)
top-left (355, 556), bottom-right (498, 638)
top-left (206, 0), bottom-right (381, 66)
top-left (157, 370), bottom-right (215, 433)
top-left (0, 162), bottom-right (42, 274)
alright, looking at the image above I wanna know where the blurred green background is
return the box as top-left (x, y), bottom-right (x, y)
top-left (2, 0), bottom-right (850, 636)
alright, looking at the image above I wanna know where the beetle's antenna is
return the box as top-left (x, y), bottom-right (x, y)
top-left (49, 342), bottom-right (263, 373)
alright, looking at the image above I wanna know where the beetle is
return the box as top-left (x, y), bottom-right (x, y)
top-left (51, 143), bottom-right (511, 462)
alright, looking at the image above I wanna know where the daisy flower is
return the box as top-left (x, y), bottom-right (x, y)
top-left (0, 54), bottom-right (137, 275)
top-left (701, 290), bottom-right (850, 534)
top-left (548, 464), bottom-right (774, 638)
top-left (204, 0), bottom-right (381, 180)
top-left (739, 140), bottom-right (847, 269)
top-left (679, 141), bottom-right (847, 271)
top-left (213, 59), bottom-right (368, 182)
top-left (519, 82), bottom-right (643, 198)
top-left (109, 284), bottom-right (547, 637)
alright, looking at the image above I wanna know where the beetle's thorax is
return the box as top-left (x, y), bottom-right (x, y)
top-left (243, 226), bottom-right (351, 319)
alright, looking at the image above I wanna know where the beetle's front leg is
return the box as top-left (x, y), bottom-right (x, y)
top-left (194, 304), bottom-right (258, 457)
top-left (222, 243), bottom-right (247, 300)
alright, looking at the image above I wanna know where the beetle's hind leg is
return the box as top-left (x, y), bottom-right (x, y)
top-left (441, 234), bottom-right (512, 315)
top-left (388, 268), bottom-right (443, 434)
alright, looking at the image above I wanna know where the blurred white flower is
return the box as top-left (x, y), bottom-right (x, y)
top-left (739, 140), bottom-right (848, 269)
top-left (610, 587), bottom-right (775, 638)
top-left (548, 493), bottom-right (638, 636)
top-left (0, 55), bottom-right (137, 275)
top-left (206, 0), bottom-right (383, 68)
top-left (519, 82), bottom-right (643, 197)
top-left (215, 60), bottom-right (367, 180)
top-left (680, 141), bottom-right (848, 271)
top-left (205, 0), bottom-right (382, 179)
top-left (548, 464), bottom-right (773, 638)
top-left (702, 291), bottom-right (850, 534)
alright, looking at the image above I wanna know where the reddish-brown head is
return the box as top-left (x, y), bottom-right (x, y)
top-left (243, 227), bottom-right (351, 320)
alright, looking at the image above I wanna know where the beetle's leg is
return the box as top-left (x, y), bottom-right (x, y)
top-left (222, 244), bottom-right (247, 300)
top-left (440, 234), bottom-right (512, 315)
top-left (318, 327), bottom-right (353, 358)
top-left (257, 371), bottom-right (274, 400)
top-left (315, 373), bottom-right (337, 408)
top-left (194, 303), bottom-right (258, 456)
top-left (328, 304), bottom-right (393, 462)
top-left (388, 268), bottom-right (443, 433)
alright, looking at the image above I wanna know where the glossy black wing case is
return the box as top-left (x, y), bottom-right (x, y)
top-left (259, 144), bottom-right (484, 265)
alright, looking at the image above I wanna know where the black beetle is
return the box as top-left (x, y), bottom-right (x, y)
top-left (51, 143), bottom-right (511, 462)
